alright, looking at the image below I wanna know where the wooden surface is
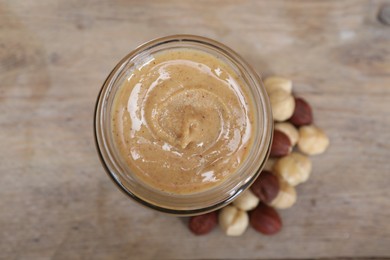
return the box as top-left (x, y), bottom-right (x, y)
top-left (1, 0), bottom-right (390, 259)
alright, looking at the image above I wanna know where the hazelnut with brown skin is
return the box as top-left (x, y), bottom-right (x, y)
top-left (188, 211), bottom-right (218, 235)
top-left (270, 129), bottom-right (292, 157)
top-left (289, 97), bottom-right (313, 126)
top-left (251, 170), bottom-right (280, 203)
top-left (250, 202), bottom-right (282, 235)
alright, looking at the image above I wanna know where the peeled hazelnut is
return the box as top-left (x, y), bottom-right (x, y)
top-left (264, 158), bottom-right (277, 171)
top-left (274, 122), bottom-right (299, 146)
top-left (264, 76), bottom-right (292, 94)
top-left (251, 170), bottom-right (280, 203)
top-left (269, 90), bottom-right (295, 122)
top-left (219, 205), bottom-right (249, 236)
top-left (250, 203), bottom-right (282, 235)
top-left (289, 97), bottom-right (313, 126)
top-left (270, 179), bottom-right (297, 209)
top-left (188, 211), bottom-right (218, 235)
top-left (298, 125), bottom-right (329, 155)
top-left (233, 189), bottom-right (260, 211)
top-left (270, 130), bottom-right (292, 157)
top-left (273, 152), bottom-right (312, 186)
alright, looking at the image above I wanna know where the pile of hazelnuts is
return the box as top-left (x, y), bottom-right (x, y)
top-left (188, 76), bottom-right (330, 236)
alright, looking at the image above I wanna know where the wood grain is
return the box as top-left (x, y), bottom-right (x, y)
top-left (0, 0), bottom-right (389, 259)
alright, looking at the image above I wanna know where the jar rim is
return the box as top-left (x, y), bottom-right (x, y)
top-left (94, 35), bottom-right (273, 216)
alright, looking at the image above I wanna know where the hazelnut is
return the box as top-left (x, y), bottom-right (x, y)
top-left (270, 179), bottom-right (297, 209)
top-left (263, 158), bottom-right (277, 171)
top-left (273, 152), bottom-right (312, 186)
top-left (233, 189), bottom-right (260, 211)
top-left (289, 97), bottom-right (313, 126)
top-left (298, 125), bottom-right (329, 155)
top-left (274, 122), bottom-right (299, 146)
top-left (263, 76), bottom-right (292, 94)
top-left (269, 90), bottom-right (295, 122)
top-left (250, 203), bottom-right (282, 235)
top-left (219, 205), bottom-right (249, 236)
top-left (188, 211), bottom-right (218, 235)
top-left (270, 130), bottom-right (292, 157)
top-left (251, 170), bottom-right (280, 203)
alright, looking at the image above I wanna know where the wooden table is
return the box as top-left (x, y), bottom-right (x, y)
top-left (1, 0), bottom-right (389, 259)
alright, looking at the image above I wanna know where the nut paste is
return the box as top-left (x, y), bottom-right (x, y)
top-left (111, 48), bottom-right (255, 194)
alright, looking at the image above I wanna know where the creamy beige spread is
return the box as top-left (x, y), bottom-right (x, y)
top-left (111, 48), bottom-right (255, 194)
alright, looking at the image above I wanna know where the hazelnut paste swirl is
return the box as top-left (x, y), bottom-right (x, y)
top-left (112, 49), bottom-right (255, 194)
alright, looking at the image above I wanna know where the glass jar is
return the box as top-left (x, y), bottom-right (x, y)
top-left (94, 35), bottom-right (273, 216)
